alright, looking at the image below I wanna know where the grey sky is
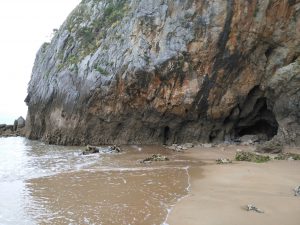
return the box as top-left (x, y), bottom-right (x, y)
top-left (0, 0), bottom-right (80, 124)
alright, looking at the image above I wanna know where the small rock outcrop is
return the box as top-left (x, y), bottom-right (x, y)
top-left (0, 117), bottom-right (26, 137)
top-left (82, 145), bottom-right (121, 155)
top-left (82, 145), bottom-right (100, 155)
top-left (25, 0), bottom-right (300, 146)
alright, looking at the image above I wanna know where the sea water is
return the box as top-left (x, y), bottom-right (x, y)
top-left (0, 137), bottom-right (191, 225)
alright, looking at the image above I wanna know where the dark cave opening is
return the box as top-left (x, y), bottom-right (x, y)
top-left (233, 96), bottom-right (279, 141)
top-left (163, 126), bottom-right (170, 144)
top-left (236, 120), bottom-right (278, 140)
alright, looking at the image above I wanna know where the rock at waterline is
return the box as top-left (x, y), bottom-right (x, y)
top-left (82, 145), bottom-right (100, 155)
top-left (82, 145), bottom-right (122, 155)
top-left (141, 154), bottom-right (169, 163)
top-left (108, 145), bottom-right (122, 153)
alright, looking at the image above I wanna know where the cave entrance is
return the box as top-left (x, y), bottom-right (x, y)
top-left (163, 126), bottom-right (170, 144)
top-left (233, 97), bottom-right (278, 141)
top-left (235, 120), bottom-right (278, 140)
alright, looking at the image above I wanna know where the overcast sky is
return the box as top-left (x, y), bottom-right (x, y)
top-left (0, 0), bottom-right (81, 124)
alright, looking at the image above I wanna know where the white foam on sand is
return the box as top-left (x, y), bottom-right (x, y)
top-left (162, 166), bottom-right (191, 225)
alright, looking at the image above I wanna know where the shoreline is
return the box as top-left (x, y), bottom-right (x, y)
top-left (1, 136), bottom-right (300, 224)
top-left (167, 145), bottom-right (300, 225)
top-left (163, 166), bottom-right (192, 225)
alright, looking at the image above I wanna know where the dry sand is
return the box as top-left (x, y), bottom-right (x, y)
top-left (167, 145), bottom-right (300, 225)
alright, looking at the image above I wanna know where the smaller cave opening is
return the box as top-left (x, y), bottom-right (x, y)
top-left (232, 96), bottom-right (279, 141)
top-left (236, 120), bottom-right (278, 140)
top-left (163, 126), bottom-right (170, 144)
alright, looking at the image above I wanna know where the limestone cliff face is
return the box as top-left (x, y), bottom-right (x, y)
top-left (26, 0), bottom-right (300, 146)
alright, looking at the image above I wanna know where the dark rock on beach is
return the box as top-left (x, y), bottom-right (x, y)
top-left (82, 145), bottom-right (121, 155)
top-left (82, 145), bottom-right (100, 155)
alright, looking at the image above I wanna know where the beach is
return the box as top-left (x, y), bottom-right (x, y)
top-left (167, 145), bottom-right (300, 225)
top-left (1, 137), bottom-right (299, 224)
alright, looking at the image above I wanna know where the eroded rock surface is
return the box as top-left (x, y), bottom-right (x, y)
top-left (25, 0), bottom-right (300, 146)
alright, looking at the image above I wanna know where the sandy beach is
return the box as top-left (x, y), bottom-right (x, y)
top-left (167, 145), bottom-right (300, 225)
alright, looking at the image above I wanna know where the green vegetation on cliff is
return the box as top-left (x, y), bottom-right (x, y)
top-left (57, 0), bottom-right (130, 67)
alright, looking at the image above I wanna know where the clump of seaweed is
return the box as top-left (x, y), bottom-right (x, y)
top-left (274, 153), bottom-right (300, 160)
top-left (235, 151), bottom-right (270, 163)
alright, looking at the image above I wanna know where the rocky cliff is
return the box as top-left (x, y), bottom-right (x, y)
top-left (25, 0), bottom-right (300, 146)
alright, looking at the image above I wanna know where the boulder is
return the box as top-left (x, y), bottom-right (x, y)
top-left (82, 145), bottom-right (100, 155)
top-left (82, 145), bottom-right (121, 155)
top-left (108, 145), bottom-right (121, 153)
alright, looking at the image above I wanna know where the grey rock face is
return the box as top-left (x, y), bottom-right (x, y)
top-left (17, 117), bottom-right (25, 128)
top-left (25, 0), bottom-right (300, 146)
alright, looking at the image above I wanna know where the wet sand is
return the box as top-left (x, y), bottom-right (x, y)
top-left (0, 138), bottom-right (193, 225)
top-left (167, 145), bottom-right (300, 225)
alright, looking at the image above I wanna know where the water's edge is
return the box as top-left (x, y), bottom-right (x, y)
top-left (0, 137), bottom-right (194, 225)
